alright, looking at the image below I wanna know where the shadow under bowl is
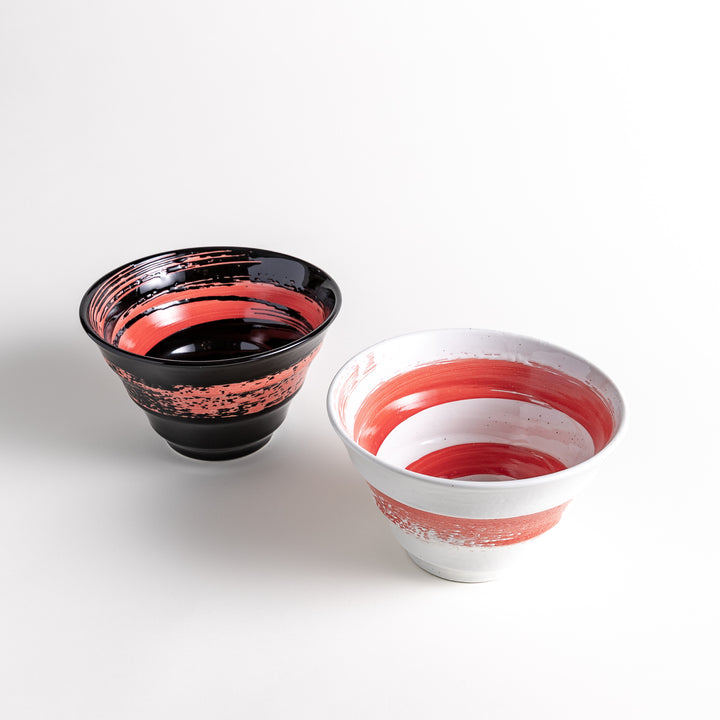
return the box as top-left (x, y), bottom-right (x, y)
top-left (80, 246), bottom-right (341, 460)
top-left (327, 329), bottom-right (626, 582)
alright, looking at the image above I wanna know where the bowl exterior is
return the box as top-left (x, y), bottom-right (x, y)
top-left (97, 331), bottom-right (325, 460)
top-left (328, 328), bottom-right (625, 581)
top-left (343, 440), bottom-right (598, 582)
top-left (81, 247), bottom-right (340, 460)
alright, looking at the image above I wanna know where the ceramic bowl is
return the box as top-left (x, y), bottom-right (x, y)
top-left (80, 246), bottom-right (341, 460)
top-left (327, 329), bottom-right (626, 582)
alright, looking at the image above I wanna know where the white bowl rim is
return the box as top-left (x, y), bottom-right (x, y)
top-left (326, 327), bottom-right (628, 491)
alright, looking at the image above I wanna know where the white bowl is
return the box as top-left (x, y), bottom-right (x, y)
top-left (327, 329), bottom-right (626, 582)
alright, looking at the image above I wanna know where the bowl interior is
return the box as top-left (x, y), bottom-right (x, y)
top-left (82, 248), bottom-right (339, 362)
top-left (331, 330), bottom-right (624, 482)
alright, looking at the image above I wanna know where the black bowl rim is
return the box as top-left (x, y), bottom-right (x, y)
top-left (79, 245), bottom-right (342, 367)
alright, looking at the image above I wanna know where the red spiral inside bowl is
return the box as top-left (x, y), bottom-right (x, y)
top-left (85, 248), bottom-right (333, 362)
top-left (352, 358), bottom-right (616, 481)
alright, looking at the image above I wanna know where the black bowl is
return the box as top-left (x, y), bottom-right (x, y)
top-left (79, 247), bottom-right (341, 460)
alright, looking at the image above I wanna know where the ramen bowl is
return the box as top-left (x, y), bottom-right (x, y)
top-left (80, 246), bottom-right (341, 460)
top-left (327, 329), bottom-right (625, 582)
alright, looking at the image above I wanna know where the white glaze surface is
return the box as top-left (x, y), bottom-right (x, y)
top-left (328, 328), bottom-right (625, 580)
top-left (376, 398), bottom-right (595, 471)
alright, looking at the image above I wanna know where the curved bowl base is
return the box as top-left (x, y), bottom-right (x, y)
top-left (145, 403), bottom-right (290, 462)
top-left (167, 435), bottom-right (272, 461)
top-left (407, 553), bottom-right (502, 583)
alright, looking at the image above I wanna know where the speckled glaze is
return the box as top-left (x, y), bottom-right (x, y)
top-left (80, 247), bottom-right (340, 459)
top-left (327, 329), bottom-right (626, 582)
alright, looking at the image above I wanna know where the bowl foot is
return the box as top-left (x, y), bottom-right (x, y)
top-left (145, 404), bottom-right (290, 462)
top-left (407, 553), bottom-right (501, 583)
top-left (166, 435), bottom-right (272, 461)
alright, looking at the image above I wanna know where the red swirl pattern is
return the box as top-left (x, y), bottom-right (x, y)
top-left (109, 346), bottom-right (320, 418)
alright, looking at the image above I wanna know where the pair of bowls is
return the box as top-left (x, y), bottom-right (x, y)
top-left (80, 247), bottom-right (626, 582)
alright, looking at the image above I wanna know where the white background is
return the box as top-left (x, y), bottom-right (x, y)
top-left (1, 1), bottom-right (718, 717)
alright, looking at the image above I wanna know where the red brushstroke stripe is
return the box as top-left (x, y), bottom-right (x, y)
top-left (353, 359), bottom-right (614, 455)
top-left (116, 297), bottom-right (312, 355)
top-left (405, 442), bottom-right (567, 480)
top-left (113, 281), bottom-right (326, 337)
top-left (369, 485), bottom-right (570, 547)
top-left (109, 346), bottom-right (320, 418)
top-left (88, 251), bottom-right (254, 330)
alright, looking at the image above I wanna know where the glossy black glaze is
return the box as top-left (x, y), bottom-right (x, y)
top-left (147, 404), bottom-right (291, 461)
top-left (79, 247), bottom-right (341, 460)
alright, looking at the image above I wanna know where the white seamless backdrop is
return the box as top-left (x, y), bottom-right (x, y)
top-left (1, 2), bottom-right (717, 718)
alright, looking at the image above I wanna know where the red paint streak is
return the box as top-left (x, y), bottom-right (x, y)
top-left (406, 443), bottom-right (567, 480)
top-left (353, 359), bottom-right (614, 455)
top-left (109, 347), bottom-right (320, 418)
top-left (369, 485), bottom-right (570, 547)
top-left (114, 282), bottom-right (326, 354)
top-left (88, 250), bottom-right (253, 333)
top-left (335, 352), bottom-right (376, 430)
top-left (87, 248), bottom-right (329, 348)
